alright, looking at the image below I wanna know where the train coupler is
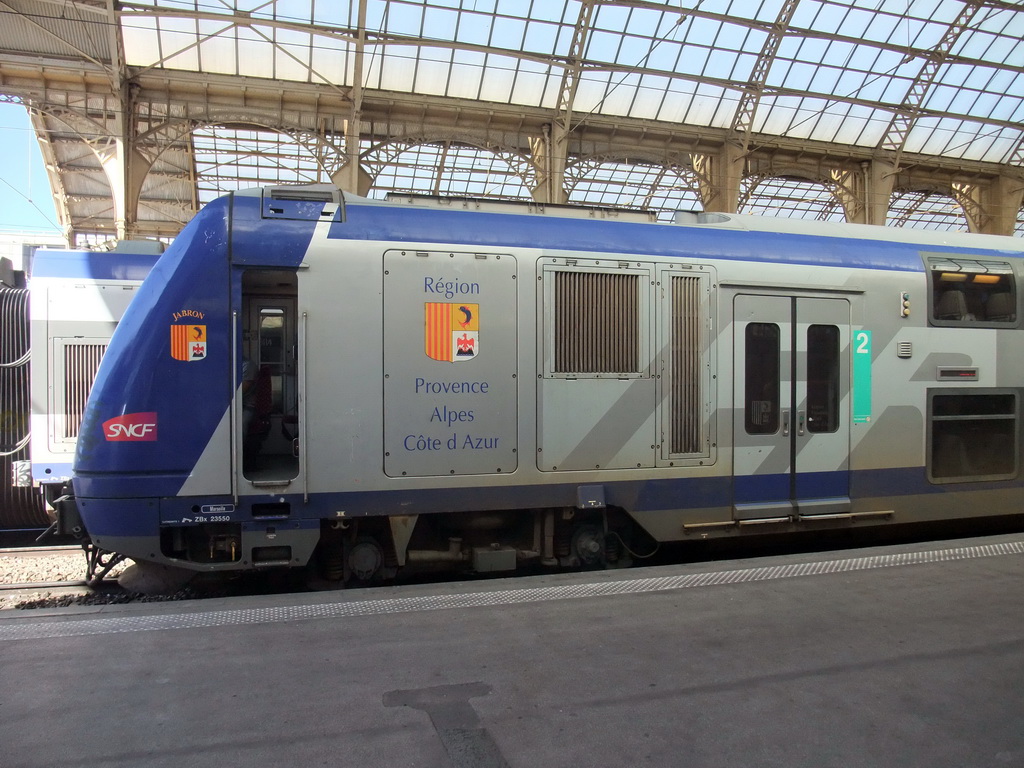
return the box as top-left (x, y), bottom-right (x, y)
top-left (52, 491), bottom-right (87, 539)
top-left (83, 543), bottom-right (128, 586)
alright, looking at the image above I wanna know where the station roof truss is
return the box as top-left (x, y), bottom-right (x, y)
top-left (0, 0), bottom-right (1022, 243)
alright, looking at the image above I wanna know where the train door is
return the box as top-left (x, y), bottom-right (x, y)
top-left (239, 270), bottom-right (299, 486)
top-left (732, 294), bottom-right (850, 520)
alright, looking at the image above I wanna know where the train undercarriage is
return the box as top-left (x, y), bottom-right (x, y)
top-left (64, 502), bottom-right (653, 594)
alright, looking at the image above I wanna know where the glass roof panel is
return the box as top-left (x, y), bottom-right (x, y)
top-left (381, 1), bottom-right (423, 36)
top-left (509, 60), bottom-right (560, 109)
top-left (907, 117), bottom-right (1015, 163)
top-left (121, 17), bottom-right (161, 67)
top-left (630, 79), bottom-right (670, 121)
top-left (567, 160), bottom-right (702, 221)
top-left (105, 0), bottom-right (1024, 230)
top-left (240, 37), bottom-right (275, 80)
top-left (275, 0), bottom-right (313, 23)
top-left (478, 57), bottom-right (517, 104)
top-left (367, 142), bottom-right (532, 199)
top-left (310, 43), bottom-right (351, 85)
top-left (889, 190), bottom-right (968, 231)
top-left (958, 7), bottom-right (1024, 58)
top-left (423, 4), bottom-right (459, 38)
top-left (741, 177), bottom-right (844, 222)
top-left (192, 126), bottom-right (331, 204)
top-left (311, 2), bottom-right (351, 27)
top-left (198, 25), bottom-right (237, 76)
top-left (446, 49), bottom-right (486, 99)
top-left (831, 103), bottom-right (888, 146)
top-left (522, 17), bottom-right (558, 51)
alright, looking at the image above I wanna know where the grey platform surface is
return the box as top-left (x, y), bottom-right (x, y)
top-left (2, 534), bottom-right (1024, 768)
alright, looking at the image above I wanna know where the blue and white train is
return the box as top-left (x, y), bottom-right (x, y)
top-left (65, 185), bottom-right (1024, 586)
top-left (1, 248), bottom-right (156, 535)
top-left (28, 248), bottom-right (157, 501)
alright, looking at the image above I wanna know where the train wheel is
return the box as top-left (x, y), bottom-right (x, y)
top-left (348, 536), bottom-right (384, 581)
top-left (570, 523), bottom-right (605, 567)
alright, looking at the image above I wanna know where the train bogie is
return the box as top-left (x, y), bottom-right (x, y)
top-left (68, 185), bottom-right (1024, 589)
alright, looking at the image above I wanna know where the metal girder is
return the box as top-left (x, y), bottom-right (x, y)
top-left (730, 0), bottom-right (799, 148)
top-left (877, 1), bottom-right (982, 162)
top-left (535, 0), bottom-right (597, 205)
top-left (1010, 134), bottom-right (1024, 168)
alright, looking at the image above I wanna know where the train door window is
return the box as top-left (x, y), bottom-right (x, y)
top-left (928, 390), bottom-right (1018, 482)
top-left (258, 308), bottom-right (286, 412)
top-left (926, 256), bottom-right (1017, 327)
top-left (806, 324), bottom-right (839, 433)
top-left (744, 323), bottom-right (779, 434)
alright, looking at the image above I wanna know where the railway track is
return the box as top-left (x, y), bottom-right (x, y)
top-left (0, 579), bottom-right (90, 592)
top-left (0, 545), bottom-right (122, 603)
top-left (0, 544), bottom-right (81, 556)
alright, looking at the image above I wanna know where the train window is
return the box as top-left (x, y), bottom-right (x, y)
top-left (258, 308), bottom-right (286, 411)
top-left (744, 323), bottom-right (780, 434)
top-left (928, 390), bottom-right (1019, 482)
top-left (806, 324), bottom-right (840, 434)
top-left (553, 270), bottom-right (641, 374)
top-left (926, 256), bottom-right (1016, 327)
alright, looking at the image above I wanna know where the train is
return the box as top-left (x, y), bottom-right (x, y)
top-left (62, 184), bottom-right (1024, 591)
top-left (2, 247), bottom-right (157, 535)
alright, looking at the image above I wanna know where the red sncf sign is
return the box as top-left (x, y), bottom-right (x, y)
top-left (103, 412), bottom-right (158, 442)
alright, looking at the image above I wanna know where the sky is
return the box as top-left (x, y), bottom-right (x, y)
top-left (0, 102), bottom-right (62, 237)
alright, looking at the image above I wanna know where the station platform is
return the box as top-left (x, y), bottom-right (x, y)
top-left (2, 532), bottom-right (1023, 768)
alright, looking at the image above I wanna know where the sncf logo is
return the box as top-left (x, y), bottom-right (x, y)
top-left (103, 412), bottom-right (158, 442)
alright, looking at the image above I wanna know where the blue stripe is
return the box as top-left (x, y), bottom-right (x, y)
top-left (80, 465), bottom-right (1023, 539)
top-left (31, 250), bottom-right (159, 281)
top-left (797, 470), bottom-right (850, 499)
top-left (140, 465), bottom-right (1011, 524)
top-left (734, 474), bottom-right (791, 505)
top-left (330, 204), bottom-right (1024, 272)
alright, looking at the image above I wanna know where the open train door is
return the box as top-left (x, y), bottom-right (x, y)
top-left (236, 270), bottom-right (301, 490)
top-left (732, 293), bottom-right (851, 521)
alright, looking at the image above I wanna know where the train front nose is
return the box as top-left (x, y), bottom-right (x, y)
top-left (73, 198), bottom-right (233, 570)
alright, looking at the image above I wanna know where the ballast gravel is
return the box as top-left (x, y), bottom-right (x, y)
top-left (0, 549), bottom-right (126, 611)
top-left (0, 550), bottom-right (222, 611)
top-left (0, 549), bottom-right (255, 611)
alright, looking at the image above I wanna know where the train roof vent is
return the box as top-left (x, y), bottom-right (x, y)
top-left (384, 194), bottom-right (660, 222)
top-left (262, 185), bottom-right (345, 223)
top-left (674, 211), bottom-right (733, 226)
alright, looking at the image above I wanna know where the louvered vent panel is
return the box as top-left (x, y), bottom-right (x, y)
top-left (1, 287), bottom-right (47, 526)
top-left (555, 271), bottom-right (639, 373)
top-left (63, 344), bottom-right (106, 438)
top-left (671, 275), bottom-right (702, 454)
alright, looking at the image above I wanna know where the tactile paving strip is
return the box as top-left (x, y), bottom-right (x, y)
top-left (2, 539), bottom-right (1022, 642)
